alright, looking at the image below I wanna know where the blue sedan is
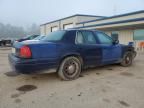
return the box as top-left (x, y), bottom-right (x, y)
top-left (9, 30), bottom-right (136, 80)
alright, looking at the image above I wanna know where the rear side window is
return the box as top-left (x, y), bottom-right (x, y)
top-left (82, 31), bottom-right (96, 44)
top-left (95, 32), bottom-right (113, 44)
top-left (76, 31), bottom-right (96, 44)
top-left (76, 32), bottom-right (84, 44)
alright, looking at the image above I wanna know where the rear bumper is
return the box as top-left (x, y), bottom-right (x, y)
top-left (8, 54), bottom-right (58, 74)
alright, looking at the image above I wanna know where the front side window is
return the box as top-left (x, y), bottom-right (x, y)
top-left (41, 31), bottom-right (66, 42)
top-left (95, 32), bottom-right (113, 44)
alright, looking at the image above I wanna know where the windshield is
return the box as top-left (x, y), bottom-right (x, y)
top-left (21, 35), bottom-right (39, 40)
top-left (34, 35), bottom-right (45, 40)
top-left (41, 31), bottom-right (66, 41)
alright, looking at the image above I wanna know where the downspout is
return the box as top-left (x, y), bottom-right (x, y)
top-left (44, 25), bottom-right (46, 35)
top-left (59, 20), bottom-right (61, 30)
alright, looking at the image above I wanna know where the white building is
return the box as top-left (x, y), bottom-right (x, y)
top-left (40, 10), bottom-right (144, 48)
top-left (40, 14), bottom-right (105, 35)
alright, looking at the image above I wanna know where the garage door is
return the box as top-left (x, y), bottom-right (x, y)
top-left (51, 26), bottom-right (58, 32)
top-left (63, 23), bottom-right (73, 30)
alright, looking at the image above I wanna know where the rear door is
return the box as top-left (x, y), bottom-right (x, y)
top-left (75, 30), bottom-right (102, 66)
top-left (94, 31), bottom-right (122, 64)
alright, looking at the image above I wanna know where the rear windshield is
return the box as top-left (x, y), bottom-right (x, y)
top-left (41, 31), bottom-right (66, 42)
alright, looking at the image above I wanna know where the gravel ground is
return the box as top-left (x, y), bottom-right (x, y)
top-left (0, 48), bottom-right (144, 108)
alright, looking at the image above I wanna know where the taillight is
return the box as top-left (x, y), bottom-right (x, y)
top-left (20, 46), bottom-right (32, 58)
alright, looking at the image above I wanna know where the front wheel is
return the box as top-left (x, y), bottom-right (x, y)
top-left (132, 51), bottom-right (137, 59)
top-left (58, 57), bottom-right (82, 81)
top-left (120, 51), bottom-right (133, 67)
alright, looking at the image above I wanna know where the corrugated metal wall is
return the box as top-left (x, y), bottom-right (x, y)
top-left (119, 30), bottom-right (133, 44)
top-left (104, 30), bottom-right (133, 45)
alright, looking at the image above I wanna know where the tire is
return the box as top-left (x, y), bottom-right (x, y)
top-left (132, 51), bottom-right (137, 59)
top-left (58, 56), bottom-right (82, 81)
top-left (121, 51), bottom-right (133, 67)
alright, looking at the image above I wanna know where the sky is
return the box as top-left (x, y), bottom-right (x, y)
top-left (0, 0), bottom-right (144, 27)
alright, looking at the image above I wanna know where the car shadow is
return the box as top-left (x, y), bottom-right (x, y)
top-left (6, 64), bottom-right (123, 85)
top-left (82, 64), bottom-right (120, 74)
top-left (20, 64), bottom-right (121, 82)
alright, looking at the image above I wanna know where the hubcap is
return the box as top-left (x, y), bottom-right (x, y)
top-left (68, 65), bottom-right (75, 74)
top-left (63, 59), bottom-right (79, 78)
top-left (125, 56), bottom-right (130, 64)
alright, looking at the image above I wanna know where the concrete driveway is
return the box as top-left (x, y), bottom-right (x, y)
top-left (0, 47), bottom-right (144, 108)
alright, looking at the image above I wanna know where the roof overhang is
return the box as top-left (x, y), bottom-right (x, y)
top-left (75, 18), bottom-right (144, 30)
top-left (77, 10), bottom-right (144, 24)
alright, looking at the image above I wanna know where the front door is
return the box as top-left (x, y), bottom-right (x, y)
top-left (94, 31), bottom-right (122, 64)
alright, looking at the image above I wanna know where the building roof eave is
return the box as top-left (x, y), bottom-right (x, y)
top-left (77, 10), bottom-right (144, 25)
top-left (74, 18), bottom-right (144, 29)
top-left (40, 14), bottom-right (106, 26)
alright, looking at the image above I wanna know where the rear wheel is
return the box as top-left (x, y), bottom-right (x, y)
top-left (121, 51), bottom-right (133, 67)
top-left (58, 56), bottom-right (82, 81)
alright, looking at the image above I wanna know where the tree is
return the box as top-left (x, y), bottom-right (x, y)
top-left (26, 23), bottom-right (40, 35)
top-left (0, 22), bottom-right (40, 39)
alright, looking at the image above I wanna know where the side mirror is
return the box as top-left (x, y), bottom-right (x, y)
top-left (113, 40), bottom-right (119, 45)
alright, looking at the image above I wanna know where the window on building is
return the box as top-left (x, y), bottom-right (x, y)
top-left (134, 29), bottom-right (144, 40)
top-left (95, 32), bottom-right (113, 44)
top-left (51, 26), bottom-right (58, 32)
top-left (63, 23), bottom-right (73, 30)
top-left (111, 31), bottom-right (119, 41)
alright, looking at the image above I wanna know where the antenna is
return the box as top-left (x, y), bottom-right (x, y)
top-left (113, 4), bottom-right (117, 15)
